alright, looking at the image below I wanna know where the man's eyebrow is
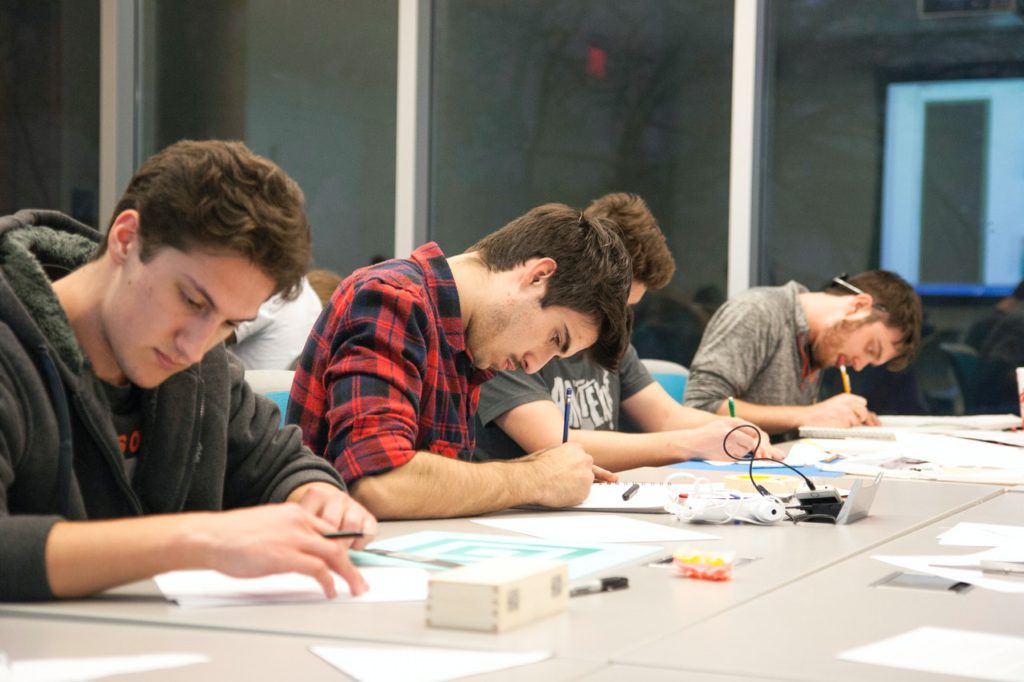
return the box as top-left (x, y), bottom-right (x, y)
top-left (560, 324), bottom-right (571, 354)
top-left (185, 275), bottom-right (258, 324)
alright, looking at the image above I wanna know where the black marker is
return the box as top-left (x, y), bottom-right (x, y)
top-left (621, 483), bottom-right (640, 501)
top-left (569, 576), bottom-right (629, 597)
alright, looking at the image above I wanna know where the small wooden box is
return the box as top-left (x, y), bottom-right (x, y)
top-left (426, 557), bottom-right (568, 632)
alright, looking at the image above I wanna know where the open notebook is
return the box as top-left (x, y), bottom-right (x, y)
top-left (530, 481), bottom-right (724, 513)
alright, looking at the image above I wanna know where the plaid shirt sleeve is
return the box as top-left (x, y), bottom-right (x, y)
top-left (288, 275), bottom-right (431, 485)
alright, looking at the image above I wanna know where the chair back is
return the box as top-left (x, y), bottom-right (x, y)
top-left (244, 369), bottom-right (295, 427)
top-left (640, 358), bottom-right (689, 403)
top-left (940, 342), bottom-right (980, 412)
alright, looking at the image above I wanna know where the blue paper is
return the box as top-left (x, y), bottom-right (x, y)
top-left (669, 460), bottom-right (844, 478)
top-left (361, 531), bottom-right (662, 579)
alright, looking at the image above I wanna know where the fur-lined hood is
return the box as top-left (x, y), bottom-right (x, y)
top-left (0, 210), bottom-right (100, 375)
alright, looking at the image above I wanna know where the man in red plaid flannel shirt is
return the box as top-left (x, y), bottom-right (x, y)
top-left (288, 204), bottom-right (633, 518)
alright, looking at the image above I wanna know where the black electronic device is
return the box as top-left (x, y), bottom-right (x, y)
top-left (793, 488), bottom-right (844, 522)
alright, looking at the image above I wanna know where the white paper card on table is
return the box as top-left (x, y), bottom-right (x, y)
top-left (939, 522), bottom-right (1024, 547)
top-left (310, 645), bottom-right (550, 682)
top-left (6, 653), bottom-right (207, 682)
top-left (472, 514), bottom-right (718, 543)
top-left (837, 626), bottom-right (1024, 682)
top-left (873, 546), bottom-right (1024, 594)
top-left (154, 566), bottom-right (428, 608)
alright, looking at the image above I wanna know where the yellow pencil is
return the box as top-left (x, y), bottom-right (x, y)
top-left (839, 362), bottom-right (851, 394)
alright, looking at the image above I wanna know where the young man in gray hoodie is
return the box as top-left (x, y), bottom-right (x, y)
top-left (0, 140), bottom-right (374, 601)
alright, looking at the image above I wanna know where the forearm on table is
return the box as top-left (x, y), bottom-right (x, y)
top-left (349, 451), bottom-right (538, 519)
top-left (717, 399), bottom-right (806, 435)
top-left (45, 515), bottom-right (208, 598)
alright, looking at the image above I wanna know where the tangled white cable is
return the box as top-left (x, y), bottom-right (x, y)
top-left (663, 472), bottom-right (785, 525)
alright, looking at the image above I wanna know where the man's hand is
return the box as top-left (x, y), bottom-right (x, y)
top-left (518, 442), bottom-right (597, 508)
top-left (188, 503), bottom-right (369, 598)
top-left (287, 482), bottom-right (378, 550)
top-left (803, 393), bottom-right (878, 427)
top-left (665, 418), bottom-right (781, 462)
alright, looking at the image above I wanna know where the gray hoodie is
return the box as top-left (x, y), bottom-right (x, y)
top-left (0, 210), bottom-right (344, 601)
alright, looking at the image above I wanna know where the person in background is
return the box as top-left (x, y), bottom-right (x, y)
top-left (228, 275), bottom-right (323, 370)
top-left (684, 271), bottom-right (922, 437)
top-left (475, 192), bottom-right (779, 470)
top-left (0, 140), bottom-right (374, 602)
top-left (307, 268), bottom-right (343, 307)
top-left (288, 204), bottom-right (633, 519)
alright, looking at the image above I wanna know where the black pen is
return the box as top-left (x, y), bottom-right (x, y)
top-left (621, 483), bottom-right (640, 501)
top-left (323, 530), bottom-right (365, 539)
top-left (569, 576), bottom-right (629, 597)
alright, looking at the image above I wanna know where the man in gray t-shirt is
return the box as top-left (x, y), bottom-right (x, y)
top-left (684, 271), bottom-right (922, 436)
top-left (475, 193), bottom-right (779, 471)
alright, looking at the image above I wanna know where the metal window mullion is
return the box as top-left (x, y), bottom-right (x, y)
top-left (99, 0), bottom-right (136, 231)
top-left (394, 0), bottom-right (432, 258)
top-left (727, 0), bottom-right (766, 297)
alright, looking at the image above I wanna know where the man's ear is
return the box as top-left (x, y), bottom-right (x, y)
top-left (845, 292), bottom-right (874, 319)
top-left (106, 210), bottom-right (141, 265)
top-left (519, 257), bottom-right (558, 289)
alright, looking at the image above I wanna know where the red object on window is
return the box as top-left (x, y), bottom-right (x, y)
top-left (587, 46), bottom-right (606, 79)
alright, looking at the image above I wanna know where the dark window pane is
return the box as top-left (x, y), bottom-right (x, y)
top-left (919, 101), bottom-right (986, 285)
top-left (0, 1), bottom-right (100, 227)
top-left (138, 0), bottom-right (398, 277)
top-left (431, 0), bottom-right (733, 366)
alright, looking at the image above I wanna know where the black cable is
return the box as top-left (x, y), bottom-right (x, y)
top-left (720, 424), bottom-right (817, 494)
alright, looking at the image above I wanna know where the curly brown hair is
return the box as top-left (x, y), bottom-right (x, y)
top-left (99, 140), bottom-right (311, 300)
top-left (585, 192), bottom-right (675, 290)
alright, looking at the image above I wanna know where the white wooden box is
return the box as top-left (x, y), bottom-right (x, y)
top-left (426, 557), bottom-right (568, 632)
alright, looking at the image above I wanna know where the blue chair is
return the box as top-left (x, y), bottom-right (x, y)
top-left (640, 358), bottom-right (689, 403)
top-left (244, 369), bottom-right (295, 427)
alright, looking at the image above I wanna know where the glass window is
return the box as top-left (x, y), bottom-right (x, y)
top-left (431, 0), bottom-right (734, 367)
top-left (761, 1), bottom-right (1024, 414)
top-left (0, 1), bottom-right (100, 227)
top-left (138, 0), bottom-right (398, 278)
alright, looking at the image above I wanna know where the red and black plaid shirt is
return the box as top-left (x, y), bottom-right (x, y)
top-left (287, 243), bottom-right (493, 485)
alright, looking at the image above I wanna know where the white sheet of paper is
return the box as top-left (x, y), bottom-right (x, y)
top-left (310, 645), bottom-right (550, 682)
top-left (7, 653), bottom-right (206, 682)
top-left (894, 432), bottom-right (1024, 470)
top-left (878, 414), bottom-right (1022, 431)
top-left (939, 522), bottom-right (1024, 547)
top-left (838, 626), bottom-right (1024, 681)
top-left (873, 545), bottom-right (1024, 594)
top-left (154, 566), bottom-right (427, 608)
top-left (472, 514), bottom-right (717, 543)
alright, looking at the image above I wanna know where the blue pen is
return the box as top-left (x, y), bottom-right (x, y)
top-left (562, 386), bottom-right (573, 443)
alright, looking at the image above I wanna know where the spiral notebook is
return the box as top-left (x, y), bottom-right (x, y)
top-left (535, 481), bottom-right (724, 513)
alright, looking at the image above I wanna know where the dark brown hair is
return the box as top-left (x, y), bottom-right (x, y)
top-left (827, 270), bottom-right (922, 371)
top-left (467, 204), bottom-right (633, 370)
top-left (99, 140), bottom-right (311, 300)
top-left (585, 192), bottom-right (675, 290)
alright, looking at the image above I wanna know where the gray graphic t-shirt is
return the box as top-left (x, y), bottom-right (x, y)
top-left (474, 345), bottom-right (653, 460)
